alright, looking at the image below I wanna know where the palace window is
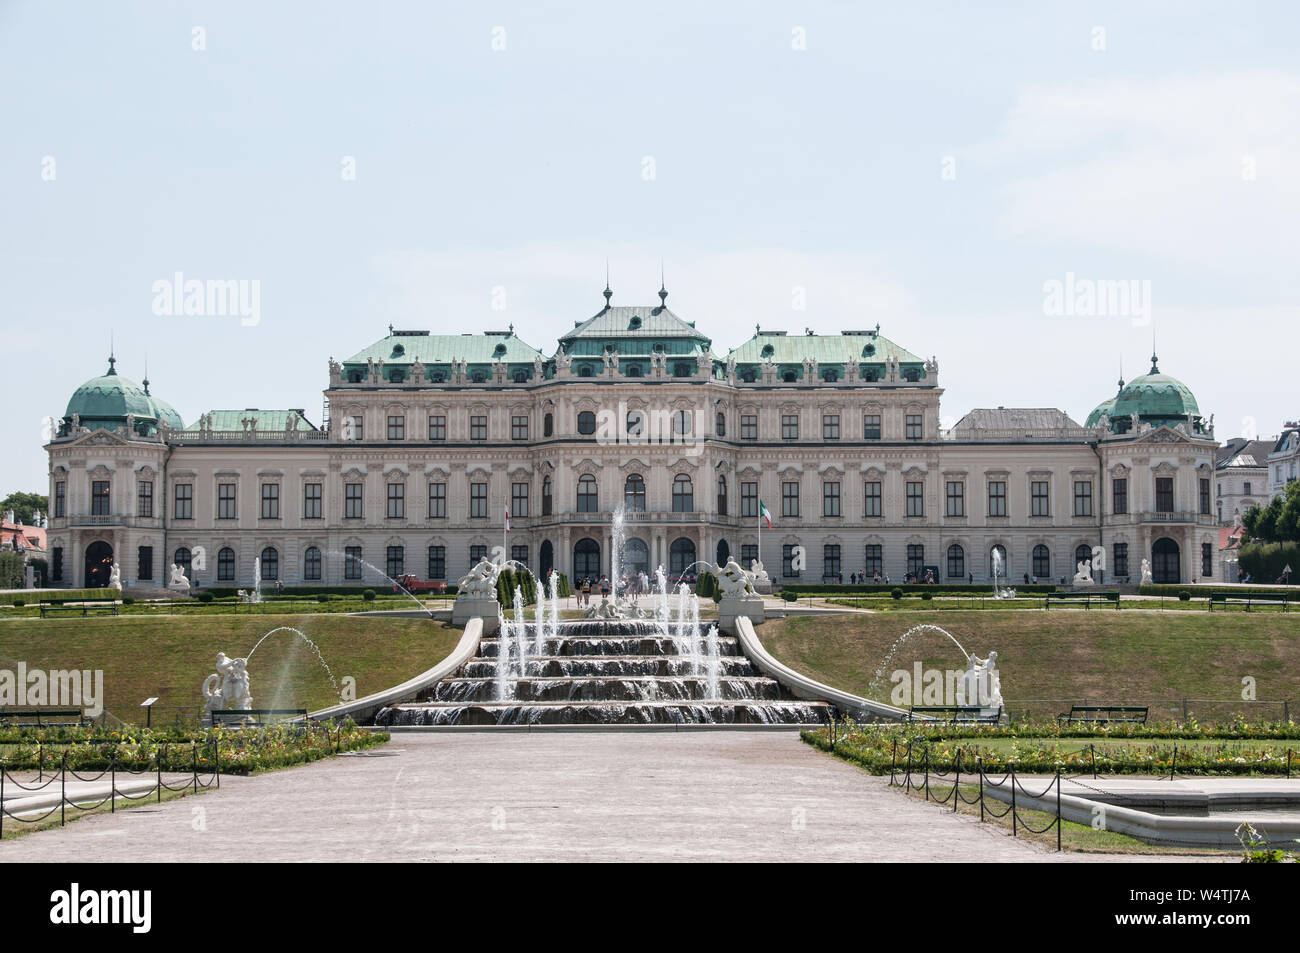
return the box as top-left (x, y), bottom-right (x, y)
top-left (512, 482), bottom-right (529, 518)
top-left (542, 477), bottom-right (552, 516)
top-left (823, 544), bottom-right (841, 578)
top-left (741, 415), bottom-right (757, 440)
top-left (428, 482), bottom-right (446, 519)
top-left (823, 481), bottom-right (840, 517)
top-left (577, 475), bottom-right (598, 513)
top-left (217, 483), bottom-right (236, 520)
top-left (946, 481), bottom-right (964, 517)
top-left (782, 481), bottom-right (800, 518)
top-left (577, 411), bottom-right (596, 435)
top-left (741, 544), bottom-right (758, 568)
top-left (905, 414), bottom-right (923, 440)
top-left (469, 545), bottom-right (488, 568)
top-left (427, 546), bottom-right (446, 580)
top-left (906, 544), bottom-right (924, 578)
top-left (863, 414), bottom-right (882, 440)
top-left (672, 474), bottom-right (694, 512)
top-left (386, 483), bottom-right (405, 519)
top-left (906, 481), bottom-right (924, 517)
top-left (260, 547), bottom-right (279, 581)
top-left (1032, 544), bottom-right (1050, 579)
top-left (137, 545), bottom-right (153, 581)
top-left (470, 415), bottom-right (487, 441)
top-left (386, 545), bottom-right (404, 579)
top-left (345, 483), bottom-right (363, 519)
top-left (512, 415), bottom-right (529, 441)
top-left (1073, 480), bottom-right (1092, 517)
top-left (1201, 542), bottom-right (1212, 577)
top-left (344, 546), bottom-right (362, 580)
top-left (304, 483), bottom-right (322, 519)
top-left (864, 544), bottom-right (882, 577)
top-left (91, 480), bottom-right (111, 516)
top-left (988, 480), bottom-right (1006, 517)
top-left (625, 474), bottom-right (646, 512)
top-left (672, 410), bottom-right (692, 436)
top-left (947, 544), bottom-right (965, 579)
top-left (781, 415), bottom-right (799, 440)
top-left (822, 414), bottom-right (840, 440)
top-left (1199, 479), bottom-right (1211, 515)
top-left (1030, 481), bottom-right (1049, 517)
top-left (136, 481), bottom-right (153, 518)
top-left (218, 547), bottom-right (236, 581)
top-left (782, 543), bottom-right (801, 578)
top-left (512, 545), bottom-right (528, 567)
top-left (1113, 478), bottom-right (1128, 515)
top-left (717, 476), bottom-right (728, 516)
top-left (470, 482), bottom-right (488, 518)
top-left (864, 481), bottom-right (882, 518)
top-left (260, 483), bottom-right (279, 520)
top-left (1155, 477), bottom-right (1174, 512)
top-left (715, 412), bottom-right (726, 437)
top-left (741, 481), bottom-right (757, 517)
top-left (429, 415), bottom-right (446, 441)
top-left (1113, 542), bottom-right (1128, 578)
top-left (54, 481), bottom-right (66, 518)
top-left (543, 413), bottom-right (553, 437)
top-left (304, 547), bottom-right (322, 581)
top-left (387, 415), bottom-right (405, 441)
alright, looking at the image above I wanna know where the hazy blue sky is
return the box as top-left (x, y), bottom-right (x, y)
top-left (3, 1), bottom-right (1297, 496)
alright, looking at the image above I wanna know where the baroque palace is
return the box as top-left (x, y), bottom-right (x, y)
top-left (45, 288), bottom-right (1220, 591)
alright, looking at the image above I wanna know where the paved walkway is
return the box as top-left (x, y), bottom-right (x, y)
top-left (0, 732), bottom-right (1219, 862)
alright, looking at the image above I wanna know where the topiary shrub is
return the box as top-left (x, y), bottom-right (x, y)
top-left (12, 599), bottom-right (24, 608)
top-left (891, 588), bottom-right (903, 600)
top-left (196, 591), bottom-right (214, 603)
top-left (317, 594), bottom-right (332, 603)
top-left (1178, 590), bottom-right (1191, 601)
top-left (362, 589), bottom-right (376, 601)
top-left (780, 590), bottom-right (798, 602)
top-left (122, 596), bottom-right (135, 605)
top-left (920, 591), bottom-right (933, 601)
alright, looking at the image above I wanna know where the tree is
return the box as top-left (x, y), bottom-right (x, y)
top-left (1243, 483), bottom-right (1300, 544)
top-left (1, 492), bottom-right (48, 525)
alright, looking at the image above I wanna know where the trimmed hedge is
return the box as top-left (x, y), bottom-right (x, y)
top-left (1138, 584), bottom-right (1299, 599)
top-left (1239, 540), bottom-right (1300, 583)
top-left (780, 583), bottom-right (1058, 596)
top-left (0, 588), bottom-right (118, 606)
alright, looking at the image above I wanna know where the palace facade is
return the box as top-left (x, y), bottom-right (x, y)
top-left (45, 289), bottom-right (1221, 590)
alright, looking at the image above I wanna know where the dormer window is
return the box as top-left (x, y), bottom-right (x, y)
top-left (782, 370), bottom-right (797, 383)
top-left (578, 364), bottom-right (594, 377)
top-left (513, 369), bottom-right (527, 383)
top-left (494, 343), bottom-right (508, 358)
top-left (761, 344), bottom-right (775, 359)
top-left (629, 315), bottom-right (642, 330)
top-left (862, 343), bottom-right (876, 357)
top-left (471, 370), bottom-right (487, 383)
top-left (625, 364), bottom-right (642, 377)
top-left (822, 368), bottom-right (839, 382)
top-left (904, 368), bottom-right (920, 382)
top-left (391, 344), bottom-right (405, 358)
top-left (347, 370), bottom-right (363, 383)
top-left (741, 369), bottom-right (756, 383)
top-left (431, 371), bottom-right (445, 383)
top-left (388, 368), bottom-right (405, 383)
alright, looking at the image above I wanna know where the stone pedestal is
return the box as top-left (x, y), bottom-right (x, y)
top-left (717, 595), bottom-right (766, 635)
top-left (452, 596), bottom-right (501, 634)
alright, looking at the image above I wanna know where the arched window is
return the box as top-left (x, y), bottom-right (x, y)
top-left (543, 412), bottom-right (553, 437)
top-left (947, 544), bottom-right (965, 579)
top-left (1074, 543), bottom-right (1093, 574)
top-left (174, 547), bottom-right (192, 579)
top-left (822, 368), bottom-right (839, 382)
top-left (217, 547), bottom-right (236, 581)
top-left (625, 364), bottom-right (642, 377)
top-left (260, 547), bottom-right (279, 581)
top-left (624, 474), bottom-right (646, 512)
top-left (513, 369), bottom-right (527, 383)
top-left (471, 369), bottom-right (486, 383)
top-left (673, 363), bottom-right (691, 377)
top-left (577, 474), bottom-right (598, 513)
top-left (347, 370), bottom-right (363, 383)
top-left (672, 474), bottom-right (693, 513)
top-left (573, 538), bottom-right (601, 579)
top-left (717, 476), bottom-right (728, 515)
top-left (862, 367), bottom-right (879, 382)
top-left (578, 364), bottom-right (594, 377)
top-left (741, 369), bottom-right (756, 383)
top-left (672, 410), bottom-right (692, 436)
top-left (1032, 544), bottom-right (1050, 579)
top-left (715, 412), bottom-right (726, 437)
top-left (542, 476), bottom-right (553, 516)
top-left (577, 411), bottom-right (596, 435)
top-left (304, 546), bottom-right (322, 581)
top-left (782, 370), bottom-right (797, 382)
top-left (389, 368), bottom-right (405, 383)
top-left (624, 539), bottom-right (649, 575)
top-left (669, 538), bottom-right (696, 577)
top-left (904, 367), bottom-right (920, 382)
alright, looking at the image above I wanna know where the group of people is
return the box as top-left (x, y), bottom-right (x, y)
top-left (574, 570), bottom-right (657, 607)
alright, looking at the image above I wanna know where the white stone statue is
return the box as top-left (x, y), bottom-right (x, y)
top-left (1073, 559), bottom-right (1094, 586)
top-left (749, 558), bottom-right (771, 587)
top-left (1140, 558), bottom-right (1153, 585)
top-left (714, 557), bottom-right (754, 599)
top-left (167, 563), bottom-right (191, 590)
top-left (957, 652), bottom-right (1003, 710)
top-left (202, 652), bottom-right (253, 717)
top-left (585, 595), bottom-right (623, 619)
top-left (456, 557), bottom-right (500, 598)
top-left (108, 562), bottom-right (122, 590)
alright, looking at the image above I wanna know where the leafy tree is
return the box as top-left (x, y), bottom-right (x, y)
top-left (1, 491), bottom-right (48, 524)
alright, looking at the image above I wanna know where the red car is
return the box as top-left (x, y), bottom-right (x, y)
top-left (393, 574), bottom-right (446, 595)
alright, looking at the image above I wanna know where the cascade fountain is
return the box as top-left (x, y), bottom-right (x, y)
top-left (991, 548), bottom-right (1016, 599)
top-left (201, 626), bottom-right (338, 720)
top-left (868, 623), bottom-right (1004, 715)
top-left (376, 563), bottom-right (827, 726)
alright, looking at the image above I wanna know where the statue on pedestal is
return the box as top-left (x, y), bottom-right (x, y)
top-left (167, 563), bottom-right (191, 590)
top-left (456, 558), bottom-right (499, 597)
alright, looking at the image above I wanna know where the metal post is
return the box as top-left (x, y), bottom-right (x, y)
top-left (38, 742), bottom-right (42, 782)
top-left (1, 765), bottom-right (6, 838)
top-left (192, 744), bottom-right (198, 793)
top-left (978, 757), bottom-right (984, 822)
top-left (157, 752), bottom-right (162, 803)
top-left (953, 749), bottom-right (961, 813)
top-left (890, 738), bottom-right (897, 786)
top-left (1056, 768), bottom-right (1062, 852)
top-left (110, 753), bottom-right (116, 813)
top-left (904, 742), bottom-right (913, 793)
top-left (924, 748), bottom-right (930, 801)
top-left (1171, 745), bottom-right (1177, 780)
top-left (1091, 743), bottom-right (1096, 779)
top-left (60, 753), bottom-right (66, 826)
top-left (1010, 764), bottom-right (1017, 837)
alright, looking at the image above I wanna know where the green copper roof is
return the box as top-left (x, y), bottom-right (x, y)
top-left (63, 357), bottom-right (184, 432)
top-left (342, 329), bottom-right (544, 367)
top-left (558, 303), bottom-right (711, 357)
top-left (1111, 355), bottom-right (1199, 422)
top-left (728, 329), bottom-right (924, 368)
top-left (185, 409), bottom-right (316, 432)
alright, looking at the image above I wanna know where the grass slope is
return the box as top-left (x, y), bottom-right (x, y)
top-left (759, 611), bottom-right (1300, 718)
top-left (0, 614), bottom-right (460, 723)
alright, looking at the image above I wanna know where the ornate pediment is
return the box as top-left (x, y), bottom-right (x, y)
top-left (1140, 426), bottom-right (1189, 444)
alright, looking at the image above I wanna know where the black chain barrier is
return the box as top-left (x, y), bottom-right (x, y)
top-left (0, 740), bottom-right (220, 838)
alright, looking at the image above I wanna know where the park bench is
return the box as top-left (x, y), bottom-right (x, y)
top-left (908, 705), bottom-right (1002, 725)
top-left (38, 602), bottom-right (120, 618)
top-left (1057, 705), bottom-right (1148, 726)
top-left (1043, 591), bottom-right (1120, 610)
top-left (210, 708), bottom-right (309, 727)
top-left (0, 707), bottom-right (91, 728)
top-left (1208, 591), bottom-right (1289, 612)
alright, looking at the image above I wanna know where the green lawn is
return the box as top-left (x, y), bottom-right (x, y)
top-left (759, 610), bottom-right (1300, 720)
top-left (0, 613), bottom-right (461, 724)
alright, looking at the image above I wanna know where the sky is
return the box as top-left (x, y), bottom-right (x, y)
top-left (3, 1), bottom-right (1297, 496)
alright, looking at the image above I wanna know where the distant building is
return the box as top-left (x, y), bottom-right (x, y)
top-left (1214, 436), bottom-right (1273, 525)
top-left (1267, 423), bottom-right (1300, 499)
